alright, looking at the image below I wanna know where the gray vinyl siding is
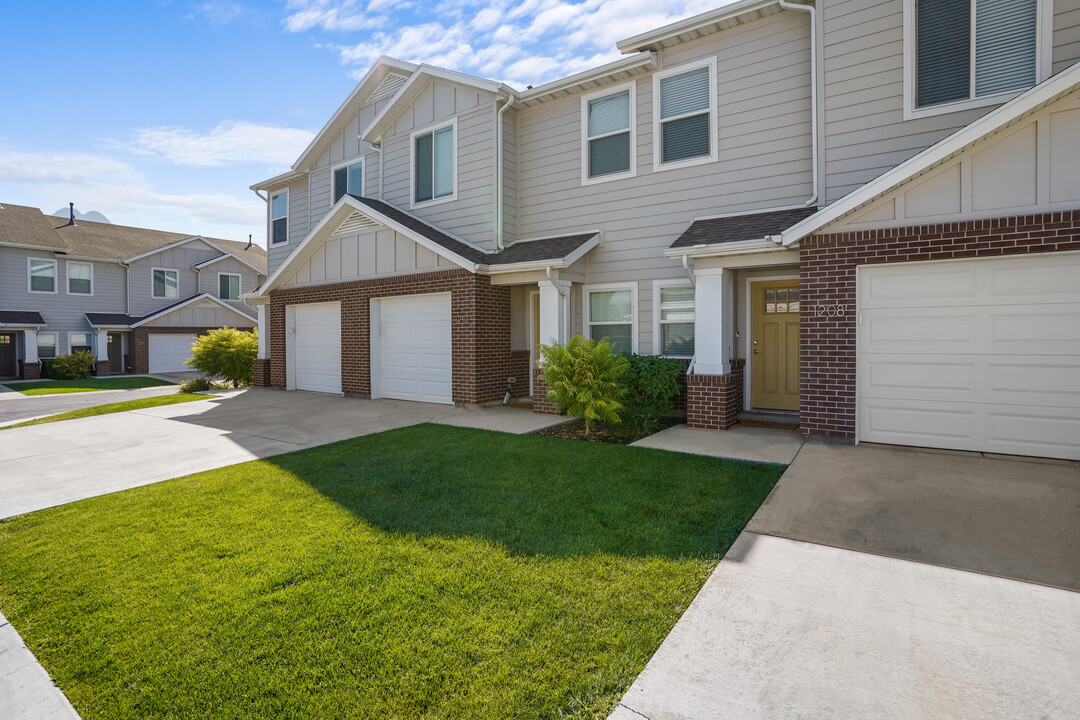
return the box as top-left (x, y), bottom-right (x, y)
top-left (195, 257), bottom-right (263, 308)
top-left (1055, 1), bottom-right (1080, 73)
top-left (503, 106), bottom-right (519, 245)
top-left (128, 241), bottom-right (223, 317)
top-left (267, 179), bottom-right (305, 276)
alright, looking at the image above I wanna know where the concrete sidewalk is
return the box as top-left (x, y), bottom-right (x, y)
top-left (0, 612), bottom-right (79, 720)
top-left (0, 384), bottom-right (181, 426)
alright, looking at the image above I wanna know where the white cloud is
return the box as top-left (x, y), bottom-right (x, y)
top-left (193, 2), bottom-right (247, 28)
top-left (114, 122), bottom-right (315, 168)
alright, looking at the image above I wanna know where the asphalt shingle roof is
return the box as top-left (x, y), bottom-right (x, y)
top-left (669, 207), bottom-right (819, 249)
top-left (0, 310), bottom-right (46, 326)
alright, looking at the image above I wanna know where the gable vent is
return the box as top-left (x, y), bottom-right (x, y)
top-left (332, 211), bottom-right (380, 236)
top-left (367, 73), bottom-right (409, 103)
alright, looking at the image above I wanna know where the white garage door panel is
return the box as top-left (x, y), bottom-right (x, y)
top-left (292, 302), bottom-right (341, 394)
top-left (377, 294), bottom-right (452, 404)
top-left (148, 335), bottom-right (197, 373)
top-left (858, 253), bottom-right (1080, 461)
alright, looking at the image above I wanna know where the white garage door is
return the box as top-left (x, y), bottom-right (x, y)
top-left (291, 302), bottom-right (341, 394)
top-left (858, 252), bottom-right (1080, 460)
top-left (376, 293), bottom-right (452, 404)
top-left (148, 334), bottom-right (197, 373)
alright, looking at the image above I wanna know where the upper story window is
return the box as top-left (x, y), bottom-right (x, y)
top-left (271, 191), bottom-right (288, 244)
top-left (219, 273), bottom-right (241, 300)
top-left (28, 258), bottom-right (57, 294)
top-left (654, 282), bottom-right (695, 358)
top-left (907, 0), bottom-right (1045, 117)
top-left (333, 161), bottom-right (363, 204)
top-left (152, 268), bottom-right (179, 299)
top-left (653, 59), bottom-right (717, 171)
top-left (412, 120), bottom-right (455, 207)
top-left (582, 82), bottom-right (636, 184)
top-left (67, 261), bottom-right (93, 295)
top-left (585, 283), bottom-right (637, 355)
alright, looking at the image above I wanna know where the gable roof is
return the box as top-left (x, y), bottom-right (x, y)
top-left (85, 293), bottom-right (256, 329)
top-left (617, 0), bottom-right (782, 54)
top-left (670, 206), bottom-right (817, 250)
top-left (191, 251), bottom-right (266, 276)
top-left (782, 60), bottom-right (1080, 245)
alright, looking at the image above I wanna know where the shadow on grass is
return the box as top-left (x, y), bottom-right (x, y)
top-left (264, 423), bottom-right (784, 560)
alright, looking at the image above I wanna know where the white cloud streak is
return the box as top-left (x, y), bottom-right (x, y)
top-left (114, 121), bottom-right (315, 168)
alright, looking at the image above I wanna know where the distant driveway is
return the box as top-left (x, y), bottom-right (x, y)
top-left (0, 384), bottom-right (180, 426)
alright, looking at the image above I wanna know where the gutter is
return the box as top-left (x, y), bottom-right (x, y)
top-left (495, 94), bottom-right (514, 250)
top-left (372, 142), bottom-right (384, 199)
top-left (545, 266), bottom-right (568, 296)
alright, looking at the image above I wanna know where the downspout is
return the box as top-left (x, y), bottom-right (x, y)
top-left (496, 94), bottom-right (515, 250)
top-left (778, 0), bottom-right (819, 207)
top-left (372, 142), bottom-right (384, 198)
top-left (545, 265), bottom-right (567, 296)
top-left (682, 254), bottom-right (695, 285)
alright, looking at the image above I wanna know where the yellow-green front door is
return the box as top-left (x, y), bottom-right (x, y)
top-left (750, 280), bottom-right (801, 411)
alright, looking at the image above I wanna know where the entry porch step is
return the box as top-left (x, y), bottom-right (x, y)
top-left (738, 409), bottom-right (800, 429)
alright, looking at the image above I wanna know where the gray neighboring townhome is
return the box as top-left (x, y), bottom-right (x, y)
top-left (248, 0), bottom-right (1080, 462)
top-left (0, 203), bottom-right (267, 379)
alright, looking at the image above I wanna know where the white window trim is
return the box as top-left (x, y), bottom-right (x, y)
top-left (331, 157), bottom-right (364, 203)
top-left (66, 260), bottom-right (94, 296)
top-left (27, 257), bottom-right (58, 295)
top-left (581, 80), bottom-right (638, 186)
top-left (37, 332), bottom-right (58, 359)
top-left (151, 267), bottom-right (180, 300)
top-left (651, 57), bottom-right (719, 173)
top-left (67, 331), bottom-right (94, 353)
top-left (271, 190), bottom-right (289, 245)
top-left (902, 0), bottom-right (1053, 121)
top-left (217, 272), bottom-right (242, 301)
top-left (651, 279), bottom-right (694, 359)
top-left (583, 281), bottom-right (638, 354)
top-left (409, 117), bottom-right (458, 210)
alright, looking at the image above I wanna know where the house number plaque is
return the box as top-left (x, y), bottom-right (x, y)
top-left (813, 304), bottom-right (846, 317)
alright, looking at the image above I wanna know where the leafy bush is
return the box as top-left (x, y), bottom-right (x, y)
top-left (617, 353), bottom-right (685, 437)
top-left (178, 376), bottom-right (216, 393)
top-left (540, 335), bottom-right (628, 436)
top-left (185, 328), bottom-right (258, 388)
top-left (49, 351), bottom-right (98, 380)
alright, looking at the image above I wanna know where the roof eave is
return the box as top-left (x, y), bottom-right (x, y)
top-left (616, 0), bottom-right (779, 53)
top-left (664, 238), bottom-right (784, 259)
top-left (516, 53), bottom-right (657, 107)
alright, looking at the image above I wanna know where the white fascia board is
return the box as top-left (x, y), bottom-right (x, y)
top-left (616, 0), bottom-right (777, 53)
top-left (131, 293), bottom-right (255, 328)
top-left (518, 53), bottom-right (656, 104)
top-left (0, 321), bottom-right (46, 329)
top-left (782, 60), bottom-right (1080, 245)
top-left (192, 252), bottom-right (265, 276)
top-left (250, 169), bottom-right (303, 192)
top-left (664, 238), bottom-right (781, 259)
top-left (123, 236), bottom-right (226, 264)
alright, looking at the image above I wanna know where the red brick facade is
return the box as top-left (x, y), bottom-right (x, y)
top-left (267, 269), bottom-right (517, 405)
top-left (531, 369), bottom-right (563, 415)
top-left (507, 350), bottom-right (531, 400)
top-left (800, 211), bottom-right (1080, 439)
top-left (94, 360), bottom-right (110, 377)
top-left (253, 358), bottom-right (270, 387)
top-left (19, 360), bottom-right (40, 380)
top-left (686, 359), bottom-right (744, 430)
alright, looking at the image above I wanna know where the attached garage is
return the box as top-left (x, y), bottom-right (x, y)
top-left (857, 253), bottom-right (1080, 461)
top-left (148, 334), bottom-right (197, 373)
top-left (289, 302), bottom-right (342, 394)
top-left (372, 293), bottom-right (452, 404)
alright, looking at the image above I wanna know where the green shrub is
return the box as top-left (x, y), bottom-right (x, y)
top-left (185, 328), bottom-right (258, 388)
top-left (178, 376), bottom-right (215, 393)
top-left (49, 351), bottom-right (98, 380)
top-left (540, 335), bottom-right (628, 436)
top-left (617, 353), bottom-right (685, 437)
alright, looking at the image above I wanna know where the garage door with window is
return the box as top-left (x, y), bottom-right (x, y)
top-left (857, 253), bottom-right (1080, 461)
top-left (148, 334), bottom-right (197, 373)
top-left (375, 294), bottom-right (452, 404)
top-left (291, 302), bottom-right (342, 394)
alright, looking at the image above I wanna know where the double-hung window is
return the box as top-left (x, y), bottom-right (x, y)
top-left (653, 59), bottom-right (717, 170)
top-left (908, 0), bottom-right (1044, 115)
top-left (70, 332), bottom-right (93, 354)
top-left (28, 258), bottom-right (56, 293)
top-left (412, 121), bottom-right (455, 206)
top-left (37, 333), bottom-right (57, 359)
top-left (67, 261), bottom-right (93, 295)
top-left (219, 273), bottom-right (241, 300)
top-left (585, 284), bottom-right (636, 354)
top-left (152, 268), bottom-right (179, 299)
top-left (271, 191), bottom-right (288, 244)
top-left (333, 161), bottom-right (363, 203)
top-left (582, 83), bottom-right (635, 183)
top-left (654, 283), bottom-right (695, 357)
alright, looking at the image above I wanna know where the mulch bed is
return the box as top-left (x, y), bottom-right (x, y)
top-left (535, 416), bottom-right (683, 445)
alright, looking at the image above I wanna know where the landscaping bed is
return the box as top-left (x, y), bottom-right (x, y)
top-left (536, 416), bottom-right (684, 444)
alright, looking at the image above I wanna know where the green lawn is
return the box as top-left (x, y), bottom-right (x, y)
top-left (3, 377), bottom-right (174, 395)
top-left (0, 424), bottom-right (783, 719)
top-left (1, 393), bottom-right (209, 429)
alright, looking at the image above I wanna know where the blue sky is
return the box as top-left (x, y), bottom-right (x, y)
top-left (1, 0), bottom-right (721, 246)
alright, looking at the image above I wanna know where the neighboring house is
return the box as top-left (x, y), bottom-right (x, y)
top-left (249, 0), bottom-right (1080, 462)
top-left (0, 204), bottom-right (266, 378)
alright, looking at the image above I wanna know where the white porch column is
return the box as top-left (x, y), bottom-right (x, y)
top-left (538, 279), bottom-right (571, 348)
top-left (95, 329), bottom-right (109, 361)
top-left (23, 329), bottom-right (38, 364)
top-left (693, 267), bottom-right (734, 375)
top-left (256, 302), bottom-right (269, 359)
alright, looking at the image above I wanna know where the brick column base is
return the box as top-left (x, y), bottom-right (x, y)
top-left (19, 360), bottom-right (41, 380)
top-left (531, 368), bottom-right (565, 415)
top-left (686, 359), bottom-right (745, 430)
top-left (94, 360), bottom-right (110, 377)
top-left (253, 358), bottom-right (270, 387)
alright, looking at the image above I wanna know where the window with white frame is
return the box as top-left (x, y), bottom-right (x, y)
top-left (219, 273), bottom-right (241, 300)
top-left (583, 83), bottom-right (634, 182)
top-left (586, 285), bottom-right (635, 354)
top-left (413, 122), bottom-right (454, 204)
top-left (654, 59), bottom-right (716, 169)
top-left (70, 332), bottom-right (93, 354)
top-left (28, 258), bottom-right (56, 293)
top-left (152, 268), bottom-right (179, 299)
top-left (67, 261), bottom-right (93, 295)
top-left (271, 191), bottom-right (288, 244)
top-left (909, 0), bottom-right (1042, 113)
top-left (333, 161), bottom-right (363, 203)
top-left (654, 283), bottom-right (695, 357)
top-left (37, 332), bottom-right (57, 359)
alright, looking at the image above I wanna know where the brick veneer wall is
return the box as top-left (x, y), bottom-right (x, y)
top-left (686, 359), bottom-right (745, 430)
top-left (531, 368), bottom-right (563, 415)
top-left (800, 211), bottom-right (1080, 439)
top-left (94, 360), bottom-right (110, 377)
top-left (268, 269), bottom-right (515, 405)
top-left (19, 360), bottom-right (40, 380)
top-left (253, 358), bottom-right (270, 387)
top-left (507, 350), bottom-right (530, 399)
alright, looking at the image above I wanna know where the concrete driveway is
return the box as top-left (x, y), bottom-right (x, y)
top-left (0, 388), bottom-right (564, 520)
top-left (0, 384), bottom-right (181, 426)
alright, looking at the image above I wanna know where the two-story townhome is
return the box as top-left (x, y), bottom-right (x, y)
top-left (249, 0), bottom-right (1080, 462)
top-left (0, 203), bottom-right (266, 379)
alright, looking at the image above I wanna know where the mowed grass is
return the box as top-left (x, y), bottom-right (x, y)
top-left (0, 424), bottom-right (783, 719)
top-left (1, 393), bottom-right (208, 429)
top-left (3, 376), bottom-right (174, 395)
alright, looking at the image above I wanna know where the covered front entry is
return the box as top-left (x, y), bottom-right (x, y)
top-left (0, 333), bottom-right (16, 378)
top-left (372, 293), bottom-right (452, 404)
top-left (750, 279), bottom-right (800, 411)
top-left (289, 302), bottom-right (342, 394)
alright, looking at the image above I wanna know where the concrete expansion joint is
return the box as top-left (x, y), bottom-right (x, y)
top-left (617, 702), bottom-right (652, 720)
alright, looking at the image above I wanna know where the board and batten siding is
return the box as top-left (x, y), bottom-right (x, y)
top-left (128, 241), bottom-right (224, 317)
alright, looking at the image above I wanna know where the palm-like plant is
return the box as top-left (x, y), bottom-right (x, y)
top-left (540, 335), bottom-right (628, 436)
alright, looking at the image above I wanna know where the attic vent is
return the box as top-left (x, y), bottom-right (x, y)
top-left (332, 211), bottom-right (379, 236)
top-left (367, 73), bottom-right (409, 103)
